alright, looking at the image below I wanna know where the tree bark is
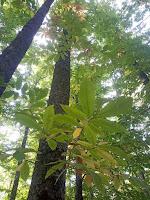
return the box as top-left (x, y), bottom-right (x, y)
top-left (0, 0), bottom-right (54, 96)
top-left (27, 34), bottom-right (70, 200)
top-left (9, 127), bottom-right (29, 200)
top-left (75, 173), bottom-right (83, 200)
top-left (74, 93), bottom-right (83, 200)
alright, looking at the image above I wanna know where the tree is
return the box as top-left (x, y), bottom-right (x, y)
top-left (27, 31), bottom-right (71, 199)
top-left (10, 127), bottom-right (29, 200)
top-left (0, 0), bottom-right (54, 96)
top-left (75, 170), bottom-right (83, 200)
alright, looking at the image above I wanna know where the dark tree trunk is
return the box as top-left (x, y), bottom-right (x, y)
top-left (0, 0), bottom-right (54, 96)
top-left (74, 94), bottom-right (83, 200)
top-left (9, 127), bottom-right (29, 200)
top-left (75, 173), bottom-right (83, 200)
top-left (27, 35), bottom-right (70, 200)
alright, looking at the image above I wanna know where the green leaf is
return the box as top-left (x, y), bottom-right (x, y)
top-left (48, 128), bottom-right (64, 135)
top-left (45, 162), bottom-right (64, 179)
top-left (61, 105), bottom-right (86, 120)
top-left (54, 114), bottom-right (78, 126)
top-left (90, 149), bottom-right (117, 166)
top-left (13, 150), bottom-right (25, 162)
top-left (15, 113), bottom-right (41, 130)
top-left (43, 106), bottom-right (54, 132)
top-left (14, 92), bottom-right (19, 100)
top-left (55, 134), bottom-right (68, 142)
top-left (28, 89), bottom-right (36, 102)
top-left (20, 161), bottom-right (30, 181)
top-left (92, 172), bottom-right (107, 194)
top-left (18, 147), bottom-right (36, 153)
top-left (100, 96), bottom-right (133, 117)
top-left (84, 125), bottom-right (97, 144)
top-left (79, 79), bottom-right (96, 116)
top-left (105, 146), bottom-right (129, 160)
top-left (36, 88), bottom-right (48, 100)
top-left (22, 83), bottom-right (28, 94)
top-left (13, 147), bottom-right (36, 161)
top-left (47, 140), bottom-right (57, 151)
top-left (32, 101), bottom-right (46, 109)
top-left (76, 140), bottom-right (93, 148)
top-left (129, 177), bottom-right (150, 191)
top-left (98, 149), bottom-right (117, 166)
top-left (1, 0), bottom-right (5, 6)
top-left (2, 91), bottom-right (14, 98)
top-left (91, 118), bottom-right (127, 134)
top-left (113, 176), bottom-right (122, 190)
top-left (88, 121), bottom-right (105, 137)
top-left (16, 76), bottom-right (22, 90)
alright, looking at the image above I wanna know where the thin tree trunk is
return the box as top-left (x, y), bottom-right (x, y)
top-left (75, 173), bottom-right (83, 200)
top-left (0, 0), bottom-right (54, 96)
top-left (27, 33), bottom-right (70, 200)
top-left (75, 155), bottom-right (83, 200)
top-left (9, 127), bottom-right (29, 200)
top-left (74, 93), bottom-right (83, 200)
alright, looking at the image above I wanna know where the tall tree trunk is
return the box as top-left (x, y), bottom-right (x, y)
top-left (9, 127), bottom-right (29, 200)
top-left (27, 34), bottom-right (70, 200)
top-left (74, 94), bottom-right (84, 200)
top-left (0, 0), bottom-right (54, 96)
top-left (75, 173), bottom-right (83, 200)
top-left (75, 156), bottom-right (83, 200)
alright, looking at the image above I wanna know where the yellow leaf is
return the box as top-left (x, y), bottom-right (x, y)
top-left (85, 159), bottom-right (95, 169)
top-left (16, 162), bottom-right (24, 172)
top-left (85, 175), bottom-right (93, 187)
top-left (75, 36), bottom-right (79, 42)
top-left (73, 128), bottom-right (82, 139)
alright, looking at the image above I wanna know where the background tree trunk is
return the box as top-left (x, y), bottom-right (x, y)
top-left (75, 173), bottom-right (83, 200)
top-left (27, 33), bottom-right (70, 200)
top-left (0, 0), bottom-right (54, 96)
top-left (74, 94), bottom-right (84, 200)
top-left (9, 127), bottom-right (29, 200)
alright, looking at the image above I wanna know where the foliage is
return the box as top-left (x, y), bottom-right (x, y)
top-left (0, 0), bottom-right (150, 199)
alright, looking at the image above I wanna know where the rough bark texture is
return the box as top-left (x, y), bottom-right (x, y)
top-left (0, 0), bottom-right (54, 96)
top-left (27, 48), bottom-right (70, 200)
top-left (9, 127), bottom-right (29, 200)
top-left (75, 173), bottom-right (83, 200)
